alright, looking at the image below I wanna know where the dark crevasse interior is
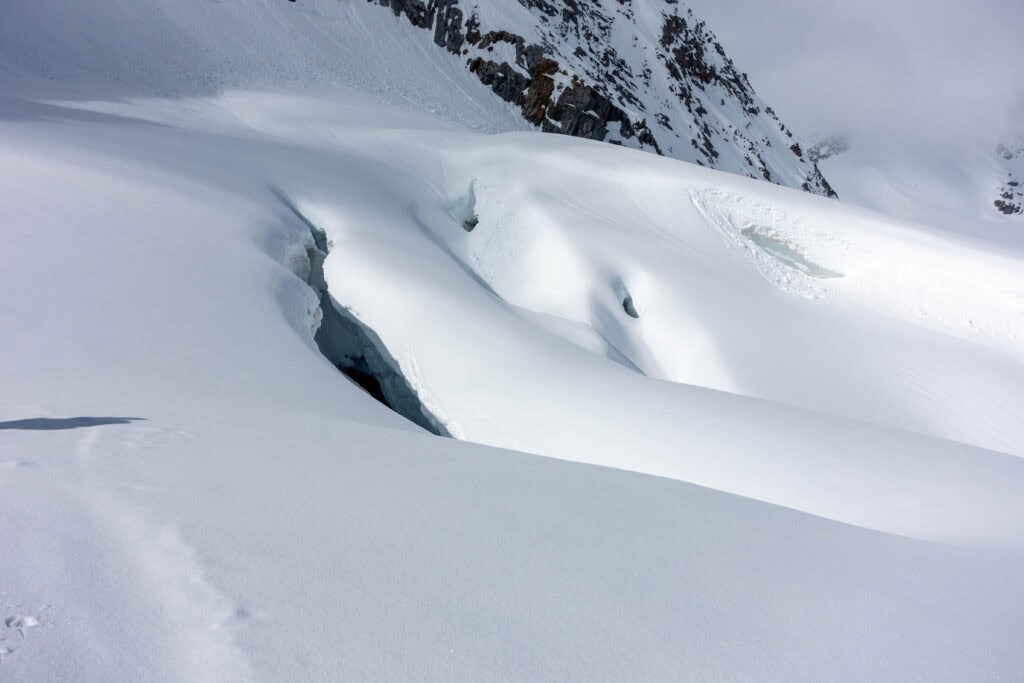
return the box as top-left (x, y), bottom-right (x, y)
top-left (313, 287), bottom-right (449, 437)
top-left (292, 208), bottom-right (449, 437)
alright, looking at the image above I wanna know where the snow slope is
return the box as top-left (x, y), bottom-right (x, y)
top-left (0, 0), bottom-right (529, 133)
top-left (2, 0), bottom-right (1024, 680)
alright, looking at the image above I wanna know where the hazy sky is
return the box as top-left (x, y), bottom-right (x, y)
top-left (683, 0), bottom-right (1024, 148)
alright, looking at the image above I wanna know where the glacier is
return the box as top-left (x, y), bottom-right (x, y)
top-left (1, 0), bottom-right (1023, 680)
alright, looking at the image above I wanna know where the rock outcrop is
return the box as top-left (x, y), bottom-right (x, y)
top-left (995, 141), bottom-right (1023, 216)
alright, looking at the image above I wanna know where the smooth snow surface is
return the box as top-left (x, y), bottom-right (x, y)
top-left (2, 0), bottom-right (1024, 680)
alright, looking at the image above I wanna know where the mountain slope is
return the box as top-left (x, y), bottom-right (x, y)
top-left (0, 0), bottom-right (833, 194)
top-left (674, 0), bottom-right (1024, 243)
top-left (376, 0), bottom-right (836, 194)
top-left (805, 134), bottom-right (1024, 247)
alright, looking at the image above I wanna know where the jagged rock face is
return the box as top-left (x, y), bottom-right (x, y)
top-left (995, 141), bottom-right (1024, 216)
top-left (373, 0), bottom-right (836, 197)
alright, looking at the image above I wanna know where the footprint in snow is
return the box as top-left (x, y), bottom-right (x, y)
top-left (0, 460), bottom-right (38, 469)
top-left (4, 615), bottom-right (40, 638)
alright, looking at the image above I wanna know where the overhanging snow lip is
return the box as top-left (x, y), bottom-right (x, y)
top-left (275, 188), bottom-right (452, 437)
